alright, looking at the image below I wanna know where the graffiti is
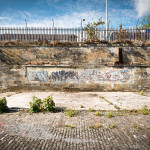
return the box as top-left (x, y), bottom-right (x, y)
top-left (97, 70), bottom-right (130, 82)
top-left (49, 70), bottom-right (79, 82)
top-left (27, 69), bottom-right (133, 84)
top-left (28, 71), bottom-right (49, 82)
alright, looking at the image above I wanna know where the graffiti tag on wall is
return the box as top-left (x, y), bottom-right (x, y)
top-left (27, 69), bottom-right (133, 83)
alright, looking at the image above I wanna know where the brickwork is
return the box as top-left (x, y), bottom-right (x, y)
top-left (0, 46), bottom-right (150, 91)
top-left (0, 112), bottom-right (150, 149)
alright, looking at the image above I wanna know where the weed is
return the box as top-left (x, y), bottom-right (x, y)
top-left (100, 96), bottom-right (105, 99)
top-left (89, 125), bottom-right (95, 129)
top-left (130, 109), bottom-right (138, 113)
top-left (89, 108), bottom-right (94, 112)
top-left (114, 105), bottom-right (120, 110)
top-left (146, 126), bottom-right (150, 130)
top-left (95, 111), bottom-right (101, 116)
top-left (64, 125), bottom-right (75, 129)
top-left (106, 111), bottom-right (114, 118)
top-left (89, 123), bottom-right (102, 129)
top-left (7, 94), bottom-right (12, 97)
top-left (104, 99), bottom-right (113, 105)
top-left (0, 97), bottom-right (8, 113)
top-left (29, 96), bottom-right (55, 113)
top-left (139, 106), bottom-right (149, 115)
top-left (65, 109), bottom-right (79, 117)
top-left (133, 124), bottom-right (141, 130)
top-left (140, 90), bottom-right (144, 95)
top-left (80, 105), bottom-right (84, 108)
top-left (109, 123), bottom-right (117, 128)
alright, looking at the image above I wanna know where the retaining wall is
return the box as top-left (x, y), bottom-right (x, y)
top-left (0, 46), bottom-right (150, 91)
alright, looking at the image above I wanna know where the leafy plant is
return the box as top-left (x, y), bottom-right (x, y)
top-left (106, 111), bottom-right (114, 118)
top-left (65, 109), bottom-right (79, 117)
top-left (42, 96), bottom-right (55, 111)
top-left (29, 96), bottom-right (55, 113)
top-left (140, 90), bottom-right (144, 95)
top-left (139, 106), bottom-right (149, 115)
top-left (0, 97), bottom-right (8, 113)
top-left (84, 18), bottom-right (105, 41)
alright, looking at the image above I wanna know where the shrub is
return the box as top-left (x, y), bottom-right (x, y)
top-left (0, 97), bottom-right (8, 113)
top-left (42, 96), bottom-right (55, 111)
top-left (29, 96), bottom-right (55, 113)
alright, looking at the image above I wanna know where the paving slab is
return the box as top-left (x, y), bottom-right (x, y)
top-left (0, 91), bottom-right (150, 110)
top-left (0, 111), bottom-right (150, 150)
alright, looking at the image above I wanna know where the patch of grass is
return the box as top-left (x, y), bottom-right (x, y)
top-left (139, 106), bottom-right (149, 115)
top-left (100, 96), bottom-right (105, 99)
top-left (94, 111), bottom-right (101, 116)
top-left (146, 126), bottom-right (150, 130)
top-left (109, 123), bottom-right (117, 128)
top-left (80, 105), bottom-right (84, 108)
top-left (89, 123), bottom-right (102, 129)
top-left (140, 90), bottom-right (144, 95)
top-left (133, 124), bottom-right (141, 130)
top-left (65, 109), bottom-right (79, 117)
top-left (114, 105), bottom-right (120, 110)
top-left (106, 111), bottom-right (114, 118)
top-left (64, 125), bottom-right (75, 129)
top-left (130, 109), bottom-right (138, 113)
top-left (7, 94), bottom-right (12, 97)
top-left (89, 125), bottom-right (95, 129)
top-left (104, 99), bottom-right (113, 105)
top-left (89, 108), bottom-right (94, 112)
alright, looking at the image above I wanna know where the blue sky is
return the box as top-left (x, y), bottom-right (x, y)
top-left (0, 0), bottom-right (150, 28)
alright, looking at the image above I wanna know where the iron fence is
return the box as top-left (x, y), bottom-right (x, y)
top-left (0, 27), bottom-right (149, 42)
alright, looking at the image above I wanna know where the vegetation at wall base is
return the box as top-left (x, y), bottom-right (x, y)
top-left (0, 97), bottom-right (8, 113)
top-left (29, 96), bottom-right (55, 113)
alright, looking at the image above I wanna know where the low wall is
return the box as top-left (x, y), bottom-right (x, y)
top-left (0, 46), bottom-right (150, 91)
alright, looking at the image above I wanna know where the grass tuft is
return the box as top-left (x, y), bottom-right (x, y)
top-left (106, 111), bottom-right (114, 118)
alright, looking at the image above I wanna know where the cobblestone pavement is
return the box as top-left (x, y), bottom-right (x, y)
top-left (0, 111), bottom-right (150, 150)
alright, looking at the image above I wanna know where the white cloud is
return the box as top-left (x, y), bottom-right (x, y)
top-left (134, 0), bottom-right (150, 17)
top-left (0, 17), bottom-right (10, 20)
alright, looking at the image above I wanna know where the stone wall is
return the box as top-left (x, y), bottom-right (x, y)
top-left (0, 46), bottom-right (150, 91)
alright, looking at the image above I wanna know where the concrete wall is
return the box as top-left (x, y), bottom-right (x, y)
top-left (0, 46), bottom-right (150, 91)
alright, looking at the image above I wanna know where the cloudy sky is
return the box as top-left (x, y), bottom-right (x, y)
top-left (0, 0), bottom-right (150, 28)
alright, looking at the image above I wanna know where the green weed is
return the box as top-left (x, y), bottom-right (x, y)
top-left (109, 123), bottom-right (117, 128)
top-left (89, 108), bottom-right (94, 112)
top-left (106, 111), bottom-right (114, 118)
top-left (65, 109), bottom-right (79, 117)
top-left (94, 111), bottom-right (101, 116)
top-left (139, 106), bottom-right (149, 115)
top-left (64, 125), bottom-right (75, 129)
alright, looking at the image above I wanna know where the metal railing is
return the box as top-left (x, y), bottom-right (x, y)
top-left (0, 27), bottom-right (149, 42)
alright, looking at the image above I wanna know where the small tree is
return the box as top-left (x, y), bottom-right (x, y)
top-left (84, 18), bottom-right (105, 41)
top-left (139, 15), bottom-right (150, 29)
